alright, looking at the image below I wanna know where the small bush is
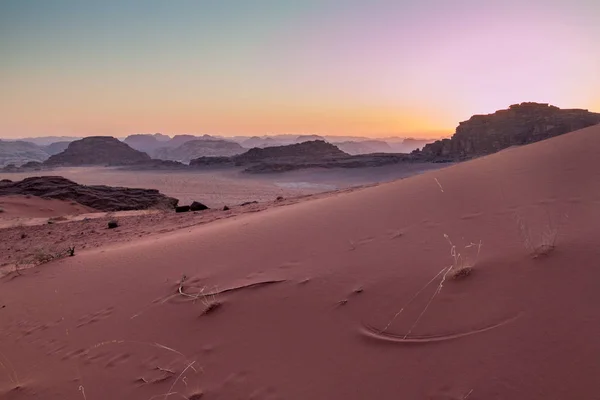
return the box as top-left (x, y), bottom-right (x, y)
top-left (107, 220), bottom-right (119, 229)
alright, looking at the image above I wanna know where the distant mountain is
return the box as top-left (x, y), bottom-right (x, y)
top-left (333, 140), bottom-right (394, 155)
top-left (166, 134), bottom-right (201, 148)
top-left (12, 136), bottom-right (83, 146)
top-left (0, 140), bottom-right (49, 167)
top-left (45, 136), bottom-right (151, 166)
top-left (123, 133), bottom-right (172, 155)
top-left (241, 136), bottom-right (282, 148)
top-left (392, 138), bottom-right (436, 153)
top-left (154, 139), bottom-right (246, 163)
top-left (414, 102), bottom-right (600, 160)
top-left (294, 135), bottom-right (326, 143)
top-left (42, 141), bottom-right (72, 155)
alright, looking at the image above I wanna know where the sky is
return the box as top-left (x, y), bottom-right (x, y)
top-left (1, 0), bottom-right (599, 139)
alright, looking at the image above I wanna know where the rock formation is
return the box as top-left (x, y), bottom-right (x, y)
top-left (233, 140), bottom-right (348, 164)
top-left (414, 103), bottom-right (600, 160)
top-left (44, 136), bottom-right (151, 166)
top-left (0, 176), bottom-right (178, 211)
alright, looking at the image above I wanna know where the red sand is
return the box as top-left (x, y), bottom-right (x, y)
top-left (0, 195), bottom-right (93, 219)
top-left (2, 125), bottom-right (600, 399)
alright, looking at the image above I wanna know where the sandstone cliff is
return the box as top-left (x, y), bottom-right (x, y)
top-left (415, 103), bottom-right (600, 160)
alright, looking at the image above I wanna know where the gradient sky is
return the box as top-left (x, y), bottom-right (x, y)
top-left (1, 0), bottom-right (599, 139)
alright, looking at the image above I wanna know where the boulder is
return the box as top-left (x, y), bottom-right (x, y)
top-left (190, 201), bottom-right (209, 211)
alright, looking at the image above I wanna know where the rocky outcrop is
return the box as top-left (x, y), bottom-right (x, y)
top-left (154, 139), bottom-right (246, 163)
top-left (414, 103), bottom-right (600, 160)
top-left (0, 140), bottom-right (49, 167)
top-left (0, 176), bottom-right (178, 211)
top-left (44, 136), bottom-right (151, 166)
top-left (233, 140), bottom-right (348, 164)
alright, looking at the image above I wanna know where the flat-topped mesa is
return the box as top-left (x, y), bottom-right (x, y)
top-left (414, 103), bottom-right (600, 160)
top-left (44, 136), bottom-right (151, 166)
top-left (233, 140), bottom-right (348, 164)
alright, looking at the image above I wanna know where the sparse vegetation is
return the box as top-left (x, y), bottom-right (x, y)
top-left (177, 274), bottom-right (222, 315)
top-left (515, 208), bottom-right (567, 259)
top-left (7, 245), bottom-right (77, 276)
top-left (444, 234), bottom-right (482, 279)
top-left (107, 220), bottom-right (119, 229)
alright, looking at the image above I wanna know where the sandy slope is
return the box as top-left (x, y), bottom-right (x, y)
top-left (2, 125), bottom-right (600, 399)
top-left (0, 195), bottom-right (94, 225)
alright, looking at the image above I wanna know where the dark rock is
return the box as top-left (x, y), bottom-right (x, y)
top-left (276, 196), bottom-right (284, 201)
top-left (414, 103), bottom-right (600, 161)
top-left (176, 205), bottom-right (191, 213)
top-left (234, 140), bottom-right (347, 164)
top-left (189, 156), bottom-right (234, 167)
top-left (190, 201), bottom-right (209, 211)
top-left (44, 136), bottom-right (151, 166)
top-left (0, 176), bottom-right (178, 211)
top-left (107, 220), bottom-right (119, 229)
top-left (222, 205), bottom-right (230, 211)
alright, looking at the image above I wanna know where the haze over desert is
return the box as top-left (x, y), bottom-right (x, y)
top-left (2, 1), bottom-right (600, 399)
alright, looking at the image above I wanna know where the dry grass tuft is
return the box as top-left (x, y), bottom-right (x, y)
top-left (515, 208), bottom-right (567, 259)
top-left (444, 234), bottom-right (482, 280)
top-left (177, 275), bottom-right (223, 316)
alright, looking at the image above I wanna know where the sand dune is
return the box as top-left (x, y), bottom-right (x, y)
top-left (2, 125), bottom-right (600, 399)
top-left (0, 195), bottom-right (93, 222)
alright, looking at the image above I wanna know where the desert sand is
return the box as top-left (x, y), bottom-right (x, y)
top-left (0, 163), bottom-right (446, 208)
top-left (0, 195), bottom-right (94, 219)
top-left (2, 125), bottom-right (600, 399)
